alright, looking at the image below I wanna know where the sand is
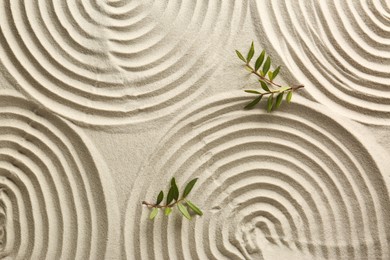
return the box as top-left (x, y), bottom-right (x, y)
top-left (0, 1), bottom-right (389, 259)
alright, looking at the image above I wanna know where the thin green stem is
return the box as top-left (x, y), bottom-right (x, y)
top-left (142, 198), bottom-right (185, 209)
top-left (246, 64), bottom-right (282, 88)
top-left (245, 63), bottom-right (304, 92)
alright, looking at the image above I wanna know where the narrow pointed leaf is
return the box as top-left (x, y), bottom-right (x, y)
top-left (271, 66), bottom-right (281, 80)
top-left (169, 177), bottom-right (179, 201)
top-left (267, 94), bottom-right (274, 112)
top-left (186, 200), bottom-right (203, 216)
top-left (245, 65), bottom-right (252, 72)
top-left (156, 191), bottom-right (164, 205)
top-left (244, 95), bottom-right (262, 109)
top-left (183, 178), bottom-right (198, 198)
top-left (235, 50), bottom-right (246, 63)
top-left (260, 80), bottom-right (270, 92)
top-left (275, 93), bottom-right (284, 109)
top-left (262, 57), bottom-right (271, 75)
top-left (254, 50), bottom-right (265, 71)
top-left (247, 41), bottom-right (255, 63)
top-left (149, 208), bottom-right (158, 220)
top-left (172, 184), bottom-right (179, 201)
top-left (245, 90), bottom-right (261, 94)
top-left (166, 186), bottom-right (175, 205)
top-left (177, 203), bottom-right (191, 220)
top-left (286, 91), bottom-right (293, 103)
top-left (268, 71), bottom-right (273, 81)
top-left (164, 207), bottom-right (172, 216)
top-left (171, 177), bottom-right (176, 187)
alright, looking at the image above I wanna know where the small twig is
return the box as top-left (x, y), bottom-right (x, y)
top-left (246, 63), bottom-right (304, 92)
top-left (246, 64), bottom-right (283, 88)
top-left (236, 42), bottom-right (305, 111)
top-left (142, 177), bottom-right (203, 220)
top-left (141, 198), bottom-right (184, 209)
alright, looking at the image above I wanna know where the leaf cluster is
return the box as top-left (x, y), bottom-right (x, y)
top-left (236, 42), bottom-right (303, 112)
top-left (142, 178), bottom-right (203, 220)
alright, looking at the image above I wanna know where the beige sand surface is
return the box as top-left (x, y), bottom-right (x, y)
top-left (0, 1), bottom-right (389, 259)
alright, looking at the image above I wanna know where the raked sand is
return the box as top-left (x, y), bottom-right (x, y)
top-left (0, 1), bottom-right (389, 259)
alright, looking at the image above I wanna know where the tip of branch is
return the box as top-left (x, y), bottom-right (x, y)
top-left (292, 85), bottom-right (304, 90)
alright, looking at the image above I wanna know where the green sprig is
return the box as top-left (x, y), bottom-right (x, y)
top-left (236, 42), bottom-right (304, 112)
top-left (142, 177), bottom-right (203, 220)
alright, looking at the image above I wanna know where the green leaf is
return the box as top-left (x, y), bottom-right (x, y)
top-left (260, 80), bottom-right (270, 92)
top-left (254, 50), bottom-right (265, 71)
top-left (156, 191), bottom-right (164, 205)
top-left (286, 91), bottom-right (293, 103)
top-left (149, 208), bottom-right (158, 220)
top-left (183, 178), bottom-right (198, 198)
top-left (186, 200), bottom-right (203, 216)
top-left (275, 92), bottom-right (284, 109)
top-left (262, 57), bottom-right (271, 75)
top-left (172, 184), bottom-right (179, 201)
top-left (169, 178), bottom-right (179, 201)
top-left (268, 71), bottom-right (273, 80)
top-left (166, 186), bottom-right (175, 205)
top-left (245, 90), bottom-right (261, 94)
top-left (247, 41), bottom-right (255, 63)
top-left (177, 203), bottom-right (191, 220)
top-left (245, 65), bottom-right (253, 72)
top-left (267, 94), bottom-right (274, 112)
top-left (164, 207), bottom-right (172, 216)
top-left (271, 66), bottom-right (281, 80)
top-left (235, 50), bottom-right (246, 63)
top-left (244, 95), bottom-right (262, 109)
top-left (171, 177), bottom-right (176, 187)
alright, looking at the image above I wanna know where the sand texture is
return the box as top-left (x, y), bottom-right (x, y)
top-left (0, 91), bottom-right (120, 259)
top-left (0, 1), bottom-right (389, 259)
top-left (125, 93), bottom-right (390, 259)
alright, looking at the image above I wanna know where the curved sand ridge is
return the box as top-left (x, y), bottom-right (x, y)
top-left (125, 92), bottom-right (390, 259)
top-left (250, 1), bottom-right (390, 125)
top-left (0, 90), bottom-right (120, 259)
top-left (0, 0), bottom-right (246, 128)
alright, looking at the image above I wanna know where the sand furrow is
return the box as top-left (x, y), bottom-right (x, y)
top-left (125, 92), bottom-right (390, 260)
top-left (0, 0), bottom-right (247, 128)
top-left (0, 90), bottom-right (119, 260)
top-left (250, 0), bottom-right (390, 125)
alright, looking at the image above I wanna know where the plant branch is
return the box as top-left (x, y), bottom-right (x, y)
top-left (142, 177), bottom-right (202, 220)
top-left (142, 198), bottom-right (185, 209)
top-left (246, 64), bottom-right (282, 88)
top-left (245, 63), bottom-right (304, 92)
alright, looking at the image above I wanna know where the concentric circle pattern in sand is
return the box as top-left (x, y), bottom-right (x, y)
top-left (250, 1), bottom-right (390, 125)
top-left (0, 0), bottom-right (246, 128)
top-left (125, 91), bottom-right (390, 259)
top-left (0, 90), bottom-right (119, 259)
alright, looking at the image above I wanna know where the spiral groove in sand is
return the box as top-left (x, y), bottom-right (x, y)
top-left (0, 0), bottom-right (246, 128)
top-left (250, 0), bottom-right (390, 125)
top-left (125, 92), bottom-right (390, 259)
top-left (0, 90), bottom-right (119, 259)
